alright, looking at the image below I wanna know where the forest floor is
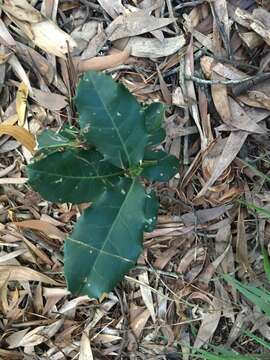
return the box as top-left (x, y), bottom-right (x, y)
top-left (0, 0), bottom-right (270, 359)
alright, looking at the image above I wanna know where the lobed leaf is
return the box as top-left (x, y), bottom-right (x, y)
top-left (27, 149), bottom-right (123, 203)
top-left (75, 71), bottom-right (148, 169)
top-left (64, 178), bottom-right (146, 298)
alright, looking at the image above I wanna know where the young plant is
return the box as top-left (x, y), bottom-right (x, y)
top-left (27, 71), bottom-right (179, 299)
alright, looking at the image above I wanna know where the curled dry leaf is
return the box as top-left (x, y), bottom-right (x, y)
top-left (75, 49), bottom-right (130, 73)
top-left (0, 124), bottom-right (35, 153)
top-left (235, 7), bottom-right (270, 46)
top-left (16, 81), bottom-right (28, 127)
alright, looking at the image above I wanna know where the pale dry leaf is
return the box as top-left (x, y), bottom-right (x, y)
top-left (0, 19), bottom-right (16, 46)
top-left (9, 319), bottom-right (64, 347)
top-left (229, 97), bottom-right (265, 133)
top-left (0, 265), bottom-right (60, 285)
top-left (16, 42), bottom-right (54, 84)
top-left (130, 308), bottom-right (150, 338)
top-left (79, 333), bottom-right (94, 360)
top-left (30, 87), bottom-right (67, 111)
top-left (5, 328), bottom-right (30, 349)
top-left (94, 334), bottom-right (122, 343)
top-left (193, 296), bottom-right (221, 348)
top-left (97, 0), bottom-right (125, 18)
top-left (1, 0), bottom-right (42, 23)
top-left (235, 7), bottom-right (270, 46)
top-left (239, 31), bottom-right (264, 49)
top-left (14, 220), bottom-right (66, 240)
top-left (108, 12), bottom-right (174, 42)
top-left (139, 271), bottom-right (156, 322)
top-left (3, 0), bottom-right (77, 57)
top-left (124, 34), bottom-right (185, 58)
top-left (8, 55), bottom-right (31, 92)
top-left (211, 73), bottom-right (231, 124)
top-left (196, 131), bottom-right (248, 198)
top-left (16, 82), bottom-right (28, 127)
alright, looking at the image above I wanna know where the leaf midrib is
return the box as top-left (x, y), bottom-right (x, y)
top-left (82, 178), bottom-right (139, 290)
top-left (90, 74), bottom-right (131, 166)
top-left (29, 168), bottom-right (124, 180)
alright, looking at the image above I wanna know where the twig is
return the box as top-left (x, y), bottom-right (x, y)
top-left (134, 264), bottom-right (183, 280)
top-left (185, 74), bottom-right (268, 85)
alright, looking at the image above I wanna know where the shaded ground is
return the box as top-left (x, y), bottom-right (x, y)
top-left (0, 0), bottom-right (270, 359)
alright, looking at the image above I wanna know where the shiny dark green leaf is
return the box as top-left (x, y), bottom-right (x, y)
top-left (64, 178), bottom-right (146, 298)
top-left (141, 150), bottom-right (179, 181)
top-left (27, 149), bottom-right (122, 203)
top-left (144, 102), bottom-right (166, 147)
top-left (75, 71), bottom-right (148, 169)
top-left (144, 189), bottom-right (158, 232)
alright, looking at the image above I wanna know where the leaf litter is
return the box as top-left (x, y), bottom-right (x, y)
top-left (0, 0), bottom-right (270, 358)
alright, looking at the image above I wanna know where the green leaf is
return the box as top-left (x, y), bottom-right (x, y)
top-left (64, 178), bottom-right (146, 298)
top-left (75, 71), bottom-right (148, 169)
top-left (37, 127), bottom-right (80, 154)
top-left (224, 275), bottom-right (270, 317)
top-left (262, 247), bottom-right (270, 283)
top-left (144, 102), bottom-right (166, 147)
top-left (245, 331), bottom-right (270, 351)
top-left (27, 149), bottom-right (123, 203)
top-left (141, 150), bottom-right (179, 181)
top-left (144, 189), bottom-right (158, 232)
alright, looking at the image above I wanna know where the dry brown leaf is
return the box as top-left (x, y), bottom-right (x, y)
top-left (0, 19), bottom-right (16, 46)
top-left (195, 131), bottom-right (248, 198)
top-left (211, 73), bottom-right (231, 124)
top-left (0, 265), bottom-right (60, 285)
top-left (8, 55), bottom-right (32, 92)
top-left (130, 307), bottom-right (150, 338)
top-left (123, 34), bottom-right (186, 58)
top-left (0, 124), bottom-right (35, 153)
top-left (16, 82), bottom-right (28, 127)
top-left (229, 97), bottom-right (266, 133)
top-left (193, 296), bottom-right (221, 348)
top-left (3, 0), bottom-right (77, 57)
top-left (235, 7), bottom-right (270, 46)
top-left (236, 207), bottom-right (254, 275)
top-left (7, 319), bottom-right (64, 348)
top-left (1, 0), bottom-right (42, 23)
top-left (30, 87), bottom-right (67, 111)
top-left (13, 220), bottom-right (66, 240)
top-left (139, 271), bottom-right (156, 322)
top-left (97, 0), bottom-right (125, 18)
top-left (108, 12), bottom-right (174, 42)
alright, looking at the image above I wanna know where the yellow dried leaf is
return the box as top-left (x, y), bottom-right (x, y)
top-left (0, 124), bottom-right (35, 153)
top-left (16, 82), bottom-right (29, 126)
